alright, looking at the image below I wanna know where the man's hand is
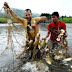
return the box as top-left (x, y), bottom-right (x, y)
top-left (32, 24), bottom-right (36, 28)
top-left (63, 32), bottom-right (67, 39)
top-left (4, 2), bottom-right (10, 9)
top-left (42, 37), bottom-right (46, 40)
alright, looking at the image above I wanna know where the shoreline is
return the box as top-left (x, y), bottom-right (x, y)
top-left (0, 22), bottom-right (72, 24)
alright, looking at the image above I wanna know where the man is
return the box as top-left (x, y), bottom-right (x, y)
top-left (3, 2), bottom-right (47, 59)
top-left (42, 12), bottom-right (70, 57)
top-left (4, 2), bottom-right (46, 46)
top-left (43, 12), bottom-right (67, 42)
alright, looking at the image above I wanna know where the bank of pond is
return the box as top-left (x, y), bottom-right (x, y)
top-left (0, 17), bottom-right (72, 23)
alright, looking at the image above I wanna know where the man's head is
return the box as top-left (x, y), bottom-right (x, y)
top-left (25, 9), bottom-right (32, 21)
top-left (51, 12), bottom-right (59, 24)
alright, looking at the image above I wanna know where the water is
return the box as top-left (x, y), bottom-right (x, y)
top-left (0, 23), bottom-right (72, 72)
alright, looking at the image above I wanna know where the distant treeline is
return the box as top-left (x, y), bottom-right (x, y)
top-left (41, 13), bottom-right (72, 23)
top-left (0, 16), bottom-right (72, 23)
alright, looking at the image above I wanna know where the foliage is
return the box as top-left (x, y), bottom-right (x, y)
top-left (59, 17), bottom-right (72, 23)
top-left (0, 18), bottom-right (7, 22)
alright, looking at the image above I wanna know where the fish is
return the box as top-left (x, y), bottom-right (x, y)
top-left (28, 40), bottom-right (33, 48)
top-left (39, 39), bottom-right (47, 50)
top-left (45, 54), bottom-right (53, 65)
top-left (32, 33), bottom-right (40, 60)
top-left (54, 55), bottom-right (64, 60)
top-left (16, 26), bottom-right (40, 59)
top-left (56, 29), bottom-right (65, 41)
top-left (27, 25), bottom-right (35, 40)
top-left (62, 58), bottom-right (72, 62)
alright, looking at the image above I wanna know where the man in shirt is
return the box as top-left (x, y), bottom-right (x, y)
top-left (42, 12), bottom-right (70, 57)
top-left (3, 2), bottom-right (47, 59)
top-left (4, 2), bottom-right (46, 46)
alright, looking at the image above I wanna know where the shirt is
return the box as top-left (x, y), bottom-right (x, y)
top-left (47, 21), bottom-right (66, 41)
top-left (18, 17), bottom-right (41, 42)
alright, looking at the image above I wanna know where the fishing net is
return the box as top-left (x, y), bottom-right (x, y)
top-left (0, 6), bottom-right (72, 72)
top-left (0, 7), bottom-right (27, 72)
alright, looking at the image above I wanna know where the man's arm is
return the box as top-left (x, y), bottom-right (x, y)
top-left (3, 2), bottom-right (23, 23)
top-left (35, 16), bottom-right (47, 24)
top-left (32, 16), bottom-right (47, 28)
top-left (62, 22), bottom-right (67, 39)
top-left (63, 31), bottom-right (68, 39)
top-left (42, 30), bottom-right (50, 40)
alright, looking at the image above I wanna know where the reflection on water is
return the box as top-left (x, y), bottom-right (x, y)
top-left (0, 23), bottom-right (72, 72)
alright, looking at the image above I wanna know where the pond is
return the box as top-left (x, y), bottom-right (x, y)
top-left (0, 23), bottom-right (72, 72)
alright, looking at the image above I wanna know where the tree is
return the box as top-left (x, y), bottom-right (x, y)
top-left (40, 13), bottom-right (51, 22)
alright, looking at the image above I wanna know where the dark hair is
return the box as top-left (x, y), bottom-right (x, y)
top-left (25, 9), bottom-right (32, 13)
top-left (52, 12), bottom-right (59, 18)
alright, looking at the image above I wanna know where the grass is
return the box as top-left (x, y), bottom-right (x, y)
top-left (59, 17), bottom-right (72, 23)
top-left (49, 17), bottom-right (72, 23)
top-left (0, 18), bottom-right (7, 22)
top-left (0, 17), bottom-right (72, 23)
top-left (0, 18), bottom-right (18, 23)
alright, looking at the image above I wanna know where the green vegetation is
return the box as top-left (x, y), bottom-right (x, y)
top-left (49, 17), bottom-right (72, 23)
top-left (41, 13), bottom-right (72, 23)
top-left (59, 17), bottom-right (72, 23)
top-left (0, 18), bottom-right (18, 23)
top-left (0, 17), bottom-right (72, 23)
top-left (0, 18), bottom-right (7, 22)
top-left (0, 8), bottom-right (72, 23)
